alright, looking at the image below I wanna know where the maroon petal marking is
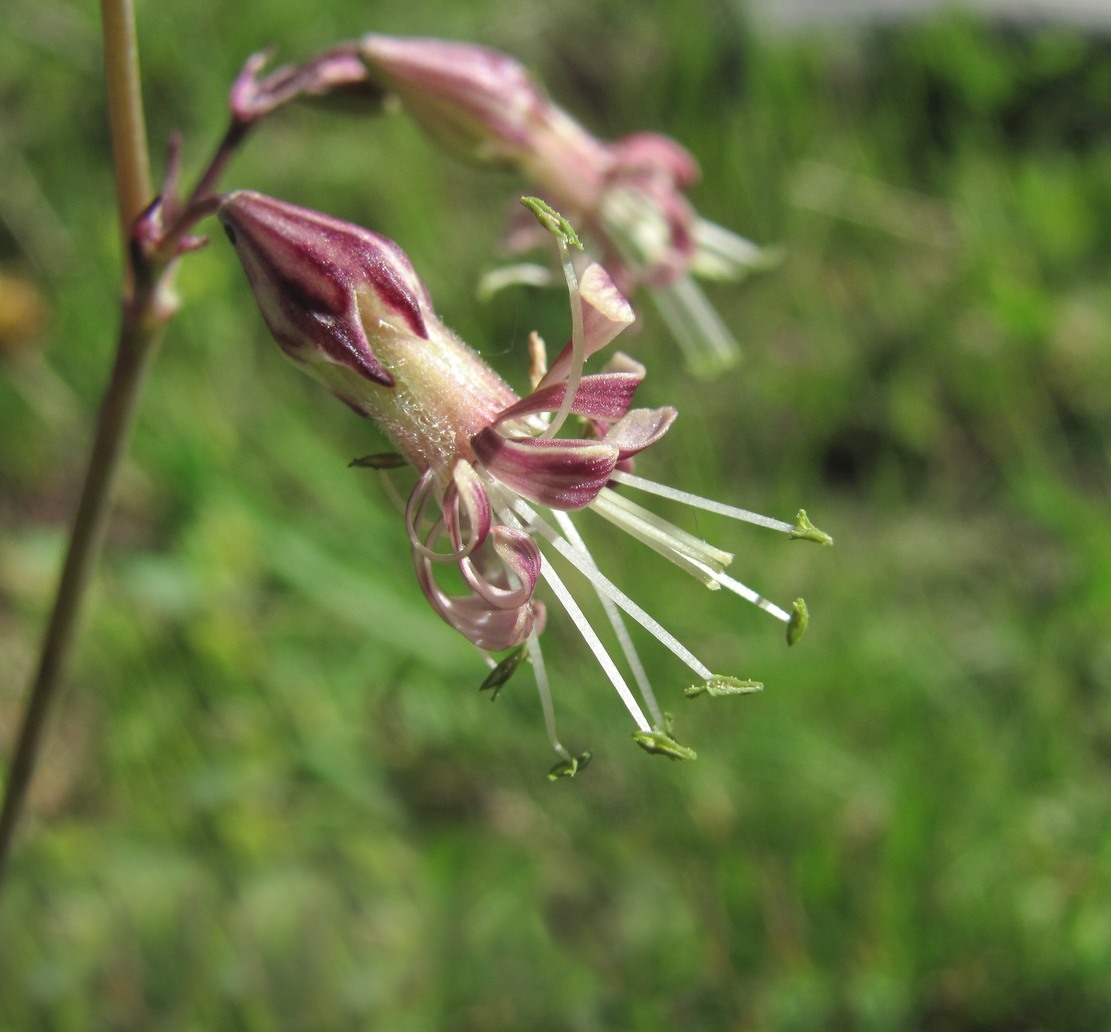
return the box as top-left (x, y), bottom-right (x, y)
top-left (603, 406), bottom-right (677, 459)
top-left (473, 428), bottom-right (618, 510)
top-left (493, 369), bottom-right (644, 425)
top-left (220, 191), bottom-right (434, 388)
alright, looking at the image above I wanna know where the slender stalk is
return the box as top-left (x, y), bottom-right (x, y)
top-left (0, 0), bottom-right (159, 891)
top-left (0, 5), bottom-right (370, 893)
top-left (100, 0), bottom-right (152, 285)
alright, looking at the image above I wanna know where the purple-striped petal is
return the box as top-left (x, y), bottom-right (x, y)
top-left (493, 369), bottom-right (644, 426)
top-left (603, 406), bottom-right (677, 459)
top-left (473, 428), bottom-right (618, 509)
top-left (537, 263), bottom-right (635, 389)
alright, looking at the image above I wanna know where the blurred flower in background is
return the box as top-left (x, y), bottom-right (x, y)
top-left (359, 34), bottom-right (775, 376)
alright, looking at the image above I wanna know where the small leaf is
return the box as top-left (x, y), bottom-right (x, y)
top-left (479, 646), bottom-right (526, 700)
top-left (788, 509), bottom-right (833, 546)
top-left (787, 598), bottom-right (809, 646)
top-left (349, 452), bottom-right (408, 469)
top-left (548, 751), bottom-right (592, 780)
top-left (685, 675), bottom-right (764, 698)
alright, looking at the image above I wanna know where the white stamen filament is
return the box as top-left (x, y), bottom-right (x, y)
top-left (649, 273), bottom-right (737, 375)
top-left (530, 546), bottom-right (652, 733)
top-left (690, 218), bottom-right (766, 281)
top-left (476, 262), bottom-right (554, 300)
top-left (502, 496), bottom-right (714, 681)
top-left (608, 469), bottom-right (797, 534)
top-left (540, 237), bottom-right (585, 441)
top-left (687, 559), bottom-right (792, 623)
top-left (589, 488), bottom-right (733, 587)
top-left (553, 510), bottom-right (664, 727)
top-left (377, 468), bottom-right (409, 514)
top-left (600, 187), bottom-right (670, 269)
top-left (527, 632), bottom-right (572, 762)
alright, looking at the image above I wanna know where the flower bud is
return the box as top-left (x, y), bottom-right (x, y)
top-left (219, 190), bottom-right (517, 469)
top-left (218, 189), bottom-right (438, 392)
top-left (358, 34), bottom-right (776, 376)
top-left (359, 35), bottom-right (547, 166)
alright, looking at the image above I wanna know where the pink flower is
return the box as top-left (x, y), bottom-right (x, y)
top-left (219, 191), bottom-right (826, 769)
top-left (359, 34), bottom-right (774, 377)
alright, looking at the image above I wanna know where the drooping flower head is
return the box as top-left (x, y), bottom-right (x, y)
top-left (220, 190), bottom-right (828, 771)
top-left (358, 34), bottom-right (775, 378)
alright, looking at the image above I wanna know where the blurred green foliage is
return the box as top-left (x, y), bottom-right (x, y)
top-left (2, 0), bottom-right (1111, 1028)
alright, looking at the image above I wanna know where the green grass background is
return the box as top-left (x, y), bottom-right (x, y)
top-left (2, 1), bottom-right (1111, 1028)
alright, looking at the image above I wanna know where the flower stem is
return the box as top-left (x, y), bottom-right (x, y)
top-left (0, 0), bottom-right (159, 892)
top-left (99, 0), bottom-right (152, 288)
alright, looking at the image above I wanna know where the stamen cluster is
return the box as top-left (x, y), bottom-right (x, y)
top-left (221, 189), bottom-right (829, 770)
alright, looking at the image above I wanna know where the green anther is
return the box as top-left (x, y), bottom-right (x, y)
top-left (520, 196), bottom-right (584, 250)
top-left (479, 645), bottom-right (526, 700)
top-left (685, 675), bottom-right (764, 698)
top-left (788, 509), bottom-right (833, 546)
top-left (349, 452), bottom-right (408, 469)
top-left (632, 730), bottom-right (697, 761)
top-left (787, 598), bottom-right (809, 646)
top-left (548, 751), bottom-right (592, 780)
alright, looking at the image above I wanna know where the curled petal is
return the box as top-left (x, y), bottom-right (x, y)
top-left (405, 469), bottom-right (438, 550)
top-left (461, 526), bottom-right (542, 610)
top-left (538, 263), bottom-right (635, 389)
top-left (494, 369), bottom-right (644, 426)
top-left (473, 428), bottom-right (618, 509)
top-left (444, 459), bottom-right (491, 553)
top-left (415, 552), bottom-right (542, 651)
top-left (603, 406), bottom-right (677, 460)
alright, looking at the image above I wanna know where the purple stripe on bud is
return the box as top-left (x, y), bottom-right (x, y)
top-left (219, 191), bottom-right (434, 388)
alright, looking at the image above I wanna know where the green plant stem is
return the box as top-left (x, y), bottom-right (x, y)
top-left (100, 0), bottom-right (152, 279)
top-left (0, 317), bottom-right (165, 888)
top-left (0, 0), bottom-right (158, 892)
